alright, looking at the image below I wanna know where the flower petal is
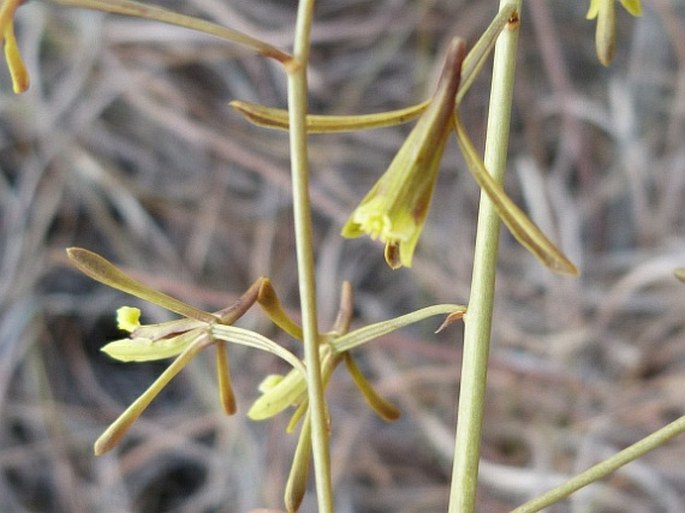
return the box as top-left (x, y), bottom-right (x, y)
top-left (620, 0), bottom-right (642, 16)
top-left (101, 328), bottom-right (203, 362)
top-left (116, 306), bottom-right (141, 332)
top-left (248, 367), bottom-right (307, 420)
top-left (344, 353), bottom-right (400, 421)
top-left (586, 0), bottom-right (602, 19)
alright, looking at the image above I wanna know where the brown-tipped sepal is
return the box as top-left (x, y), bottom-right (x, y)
top-left (586, 0), bottom-right (642, 66)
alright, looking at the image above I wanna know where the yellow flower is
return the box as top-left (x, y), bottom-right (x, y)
top-left (0, 0), bottom-right (29, 93)
top-left (66, 248), bottom-right (303, 455)
top-left (116, 306), bottom-right (141, 332)
top-left (246, 280), bottom-right (465, 513)
top-left (341, 39), bottom-right (466, 269)
top-left (586, 0), bottom-right (642, 66)
top-left (105, 306), bottom-right (210, 362)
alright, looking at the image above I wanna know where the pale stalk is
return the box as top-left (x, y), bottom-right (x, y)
top-left (447, 2), bottom-right (521, 513)
top-left (48, 0), bottom-right (292, 63)
top-left (286, 0), bottom-right (334, 512)
top-left (510, 414), bottom-right (685, 513)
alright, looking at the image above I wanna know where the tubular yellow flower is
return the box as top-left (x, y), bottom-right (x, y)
top-left (341, 38), bottom-right (466, 269)
top-left (0, 0), bottom-right (29, 93)
top-left (586, 0), bottom-right (642, 66)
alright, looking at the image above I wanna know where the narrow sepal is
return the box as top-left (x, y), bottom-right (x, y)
top-left (4, 22), bottom-right (28, 93)
top-left (284, 415), bottom-right (312, 513)
top-left (67, 248), bottom-right (218, 324)
top-left (216, 342), bottom-right (237, 415)
top-left (452, 115), bottom-right (579, 275)
top-left (344, 353), bottom-right (400, 421)
top-left (257, 279), bottom-right (303, 340)
top-left (230, 99), bottom-right (428, 133)
top-left (230, 6), bottom-right (513, 133)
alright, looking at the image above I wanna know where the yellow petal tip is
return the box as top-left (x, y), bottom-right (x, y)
top-left (116, 306), bottom-right (141, 332)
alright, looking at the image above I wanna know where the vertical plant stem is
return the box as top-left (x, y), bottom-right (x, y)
top-left (286, 1), bottom-right (334, 512)
top-left (447, 2), bottom-right (521, 513)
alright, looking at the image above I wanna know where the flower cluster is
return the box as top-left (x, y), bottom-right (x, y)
top-left (68, 248), bottom-right (464, 463)
top-left (67, 248), bottom-right (303, 454)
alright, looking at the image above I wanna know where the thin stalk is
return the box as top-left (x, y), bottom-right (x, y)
top-left (447, 3), bottom-right (521, 513)
top-left (48, 0), bottom-right (292, 63)
top-left (286, 1), bottom-right (334, 513)
top-left (510, 414), bottom-right (685, 513)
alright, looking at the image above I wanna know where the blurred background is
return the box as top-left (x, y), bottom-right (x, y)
top-left (1, 0), bottom-right (684, 511)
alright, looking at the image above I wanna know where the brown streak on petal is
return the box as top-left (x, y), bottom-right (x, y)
top-left (384, 242), bottom-right (402, 270)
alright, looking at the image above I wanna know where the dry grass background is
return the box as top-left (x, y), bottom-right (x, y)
top-left (1, 0), bottom-right (684, 512)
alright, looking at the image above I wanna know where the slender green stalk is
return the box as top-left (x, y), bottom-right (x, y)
top-left (48, 0), bottom-right (292, 63)
top-left (447, 3), bottom-right (521, 513)
top-left (286, 1), bottom-right (334, 512)
top-left (510, 414), bottom-right (685, 513)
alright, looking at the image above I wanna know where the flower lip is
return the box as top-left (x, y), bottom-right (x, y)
top-left (117, 306), bottom-right (141, 332)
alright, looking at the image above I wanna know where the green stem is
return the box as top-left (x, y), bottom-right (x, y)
top-left (447, 3), bottom-right (521, 513)
top-left (48, 0), bottom-right (292, 63)
top-left (286, 1), bottom-right (334, 513)
top-left (510, 415), bottom-right (685, 513)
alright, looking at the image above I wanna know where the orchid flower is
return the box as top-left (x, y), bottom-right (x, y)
top-left (67, 248), bottom-right (303, 454)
